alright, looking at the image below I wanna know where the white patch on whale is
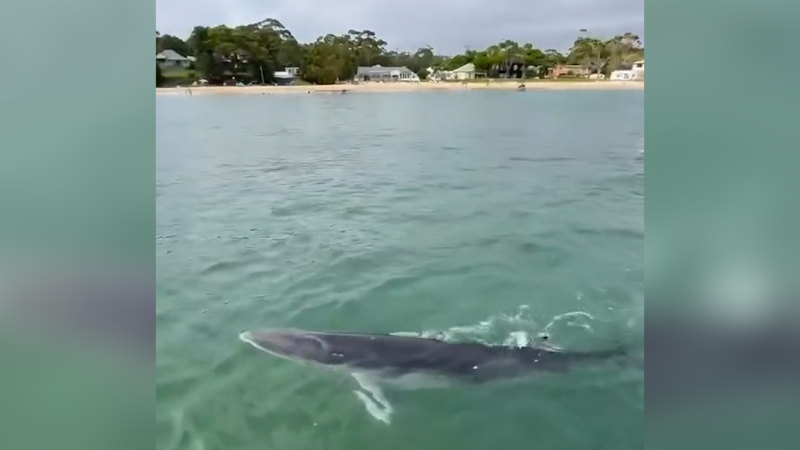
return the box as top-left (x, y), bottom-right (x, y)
top-left (352, 372), bottom-right (393, 424)
top-left (353, 390), bottom-right (391, 424)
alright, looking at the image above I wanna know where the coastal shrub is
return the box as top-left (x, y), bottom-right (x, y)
top-left (156, 64), bottom-right (165, 86)
top-left (171, 21), bottom-right (640, 88)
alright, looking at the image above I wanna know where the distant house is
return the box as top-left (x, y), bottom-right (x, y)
top-left (284, 67), bottom-right (300, 77)
top-left (429, 68), bottom-right (450, 81)
top-left (610, 70), bottom-right (638, 81)
top-left (610, 60), bottom-right (644, 82)
top-left (157, 49), bottom-right (190, 69)
top-left (632, 60), bottom-right (644, 80)
top-left (272, 70), bottom-right (296, 86)
top-left (432, 63), bottom-right (486, 81)
top-left (492, 60), bottom-right (525, 79)
top-left (548, 64), bottom-right (590, 78)
top-left (451, 63), bottom-right (487, 80)
top-left (355, 65), bottom-right (420, 82)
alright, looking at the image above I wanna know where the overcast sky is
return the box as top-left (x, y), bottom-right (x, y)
top-left (156, 0), bottom-right (643, 54)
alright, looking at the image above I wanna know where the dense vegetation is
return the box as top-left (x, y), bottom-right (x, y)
top-left (157, 18), bottom-right (642, 85)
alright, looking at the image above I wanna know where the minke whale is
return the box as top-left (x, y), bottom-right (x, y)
top-left (239, 328), bottom-right (625, 423)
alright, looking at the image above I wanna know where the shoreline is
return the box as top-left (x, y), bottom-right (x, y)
top-left (156, 80), bottom-right (643, 96)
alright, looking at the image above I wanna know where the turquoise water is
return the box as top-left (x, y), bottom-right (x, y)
top-left (156, 90), bottom-right (643, 450)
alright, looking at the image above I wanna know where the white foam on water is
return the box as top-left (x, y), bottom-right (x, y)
top-left (407, 305), bottom-right (539, 345)
top-left (394, 306), bottom-right (603, 350)
top-left (505, 331), bottom-right (530, 348)
top-left (542, 311), bottom-right (596, 334)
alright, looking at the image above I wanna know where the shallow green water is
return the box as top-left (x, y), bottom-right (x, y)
top-left (156, 90), bottom-right (643, 450)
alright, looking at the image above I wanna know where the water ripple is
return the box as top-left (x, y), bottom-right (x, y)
top-left (157, 90), bottom-right (644, 449)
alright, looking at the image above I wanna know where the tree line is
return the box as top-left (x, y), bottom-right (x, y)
top-left (157, 18), bottom-right (642, 85)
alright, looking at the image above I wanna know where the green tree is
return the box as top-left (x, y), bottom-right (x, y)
top-left (241, 17), bottom-right (303, 75)
top-left (279, 38), bottom-right (306, 69)
top-left (188, 26), bottom-right (221, 80)
top-left (443, 53), bottom-right (471, 70)
top-left (186, 20), bottom-right (299, 83)
top-left (161, 34), bottom-right (190, 56)
top-left (303, 34), bottom-right (357, 84)
top-left (604, 32), bottom-right (644, 71)
top-left (520, 44), bottom-right (545, 67)
top-left (544, 49), bottom-right (567, 64)
top-left (248, 18), bottom-right (296, 40)
top-left (347, 29), bottom-right (387, 66)
top-left (472, 51), bottom-right (491, 71)
top-left (568, 37), bottom-right (609, 75)
top-left (175, 18), bottom-right (640, 85)
top-left (414, 47), bottom-right (435, 68)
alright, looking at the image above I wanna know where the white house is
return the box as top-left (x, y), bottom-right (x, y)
top-left (610, 60), bottom-right (644, 81)
top-left (429, 69), bottom-right (450, 81)
top-left (632, 60), bottom-right (644, 80)
top-left (451, 63), bottom-right (477, 80)
top-left (355, 65), bottom-right (420, 82)
top-left (272, 70), bottom-right (296, 86)
top-left (610, 70), bottom-right (638, 81)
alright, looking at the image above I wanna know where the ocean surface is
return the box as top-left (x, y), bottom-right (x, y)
top-left (156, 90), bottom-right (644, 450)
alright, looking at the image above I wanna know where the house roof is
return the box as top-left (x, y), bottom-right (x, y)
top-left (356, 65), bottom-right (415, 75)
top-left (452, 63), bottom-right (475, 73)
top-left (157, 49), bottom-right (188, 61)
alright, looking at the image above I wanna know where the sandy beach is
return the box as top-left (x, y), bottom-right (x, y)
top-left (156, 80), bottom-right (643, 96)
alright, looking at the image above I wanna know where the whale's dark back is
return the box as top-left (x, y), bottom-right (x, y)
top-left (307, 331), bottom-right (623, 380)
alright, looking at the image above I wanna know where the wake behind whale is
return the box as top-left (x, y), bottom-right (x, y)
top-left (239, 328), bottom-right (626, 423)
